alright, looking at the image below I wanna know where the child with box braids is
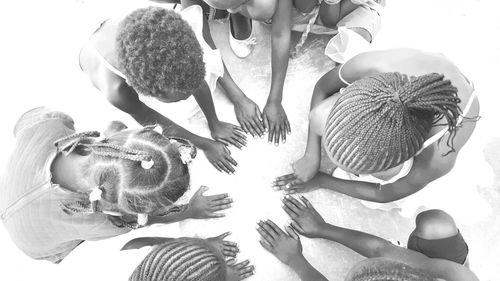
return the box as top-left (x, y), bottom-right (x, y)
top-left (0, 107), bottom-right (233, 263)
top-left (274, 48), bottom-right (479, 206)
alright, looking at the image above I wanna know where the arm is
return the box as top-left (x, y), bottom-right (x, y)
top-left (289, 257), bottom-right (329, 281)
top-left (121, 237), bottom-right (174, 250)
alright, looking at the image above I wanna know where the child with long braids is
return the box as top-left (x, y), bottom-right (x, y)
top-left (256, 196), bottom-right (479, 281)
top-left (79, 3), bottom-right (265, 174)
top-left (122, 232), bottom-right (254, 280)
top-left (203, 0), bottom-right (384, 145)
top-left (274, 48), bottom-right (479, 207)
top-left (0, 107), bottom-right (233, 263)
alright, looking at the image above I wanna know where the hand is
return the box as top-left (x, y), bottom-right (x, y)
top-left (292, 154), bottom-right (320, 182)
top-left (202, 140), bottom-right (238, 174)
top-left (273, 173), bottom-right (321, 194)
top-left (226, 259), bottom-right (255, 280)
top-left (262, 101), bottom-right (291, 146)
top-left (234, 96), bottom-right (265, 138)
top-left (207, 231), bottom-right (239, 259)
top-left (257, 219), bottom-right (302, 266)
top-left (187, 186), bottom-right (233, 219)
top-left (210, 121), bottom-right (247, 149)
top-left (282, 195), bottom-right (325, 238)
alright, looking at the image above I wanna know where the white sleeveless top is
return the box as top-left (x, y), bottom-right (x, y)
top-left (332, 63), bottom-right (477, 185)
top-left (90, 5), bottom-right (224, 124)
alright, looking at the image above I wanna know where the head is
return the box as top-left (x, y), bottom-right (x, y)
top-left (324, 72), bottom-right (461, 174)
top-left (345, 258), bottom-right (437, 281)
top-left (55, 124), bottom-right (196, 226)
top-left (129, 238), bottom-right (226, 281)
top-left (116, 7), bottom-right (205, 102)
top-left (204, 0), bottom-right (249, 13)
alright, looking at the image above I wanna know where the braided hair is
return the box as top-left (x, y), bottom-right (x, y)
top-left (346, 259), bottom-right (436, 281)
top-left (54, 126), bottom-right (195, 227)
top-left (324, 72), bottom-right (462, 174)
top-left (129, 238), bottom-right (225, 281)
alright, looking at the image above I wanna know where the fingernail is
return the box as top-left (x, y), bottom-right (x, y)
top-left (274, 143), bottom-right (279, 147)
top-left (268, 141), bottom-right (272, 144)
top-left (283, 140), bottom-right (286, 144)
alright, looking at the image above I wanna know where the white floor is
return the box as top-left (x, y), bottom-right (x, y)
top-left (0, 0), bottom-right (499, 280)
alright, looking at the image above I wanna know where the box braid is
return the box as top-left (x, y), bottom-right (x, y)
top-left (346, 259), bottom-right (436, 281)
top-left (324, 72), bottom-right (462, 174)
top-left (129, 238), bottom-right (225, 281)
top-left (54, 127), bottom-right (192, 227)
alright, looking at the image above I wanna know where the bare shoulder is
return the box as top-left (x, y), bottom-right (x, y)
top-left (421, 258), bottom-right (480, 281)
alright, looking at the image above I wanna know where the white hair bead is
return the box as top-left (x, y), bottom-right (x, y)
top-left (137, 213), bottom-right (148, 226)
top-left (141, 159), bottom-right (154, 169)
top-left (89, 187), bottom-right (103, 202)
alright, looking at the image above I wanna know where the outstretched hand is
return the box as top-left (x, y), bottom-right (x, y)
top-left (207, 231), bottom-right (239, 259)
top-left (262, 102), bottom-right (291, 146)
top-left (187, 186), bottom-right (232, 219)
top-left (273, 173), bottom-right (321, 194)
top-left (226, 259), bottom-right (255, 280)
top-left (211, 121), bottom-right (247, 149)
top-left (282, 195), bottom-right (325, 238)
top-left (257, 219), bottom-right (302, 266)
top-left (234, 97), bottom-right (265, 138)
top-left (202, 140), bottom-right (238, 174)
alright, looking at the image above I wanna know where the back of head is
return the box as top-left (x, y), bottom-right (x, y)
top-left (116, 7), bottom-right (205, 101)
top-left (203, 0), bottom-right (246, 10)
top-left (345, 258), bottom-right (436, 281)
top-left (324, 72), bottom-right (461, 174)
top-left (56, 126), bottom-right (194, 225)
top-left (130, 238), bottom-right (225, 281)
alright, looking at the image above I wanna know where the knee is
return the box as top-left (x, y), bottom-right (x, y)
top-left (414, 209), bottom-right (459, 239)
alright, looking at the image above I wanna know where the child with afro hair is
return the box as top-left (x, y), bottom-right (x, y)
top-left (256, 196), bottom-right (478, 280)
top-left (80, 1), bottom-right (265, 174)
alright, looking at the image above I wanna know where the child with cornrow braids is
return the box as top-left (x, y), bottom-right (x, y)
top-left (0, 107), bottom-right (233, 263)
top-left (274, 48), bottom-right (479, 208)
top-left (122, 232), bottom-right (254, 280)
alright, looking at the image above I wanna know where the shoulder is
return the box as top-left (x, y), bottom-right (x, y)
top-left (421, 258), bottom-right (480, 281)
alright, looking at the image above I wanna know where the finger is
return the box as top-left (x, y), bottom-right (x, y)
top-left (208, 212), bottom-right (225, 218)
top-left (241, 121), bottom-right (255, 138)
top-left (274, 125), bottom-right (280, 146)
top-left (211, 161), bottom-right (223, 172)
top-left (195, 185), bottom-right (209, 196)
top-left (223, 250), bottom-right (237, 257)
top-left (261, 220), bottom-right (280, 238)
top-left (282, 204), bottom-right (298, 219)
top-left (274, 173), bottom-right (297, 182)
top-left (280, 124), bottom-right (287, 144)
top-left (290, 221), bottom-right (305, 234)
top-left (257, 221), bottom-right (276, 242)
top-left (238, 120), bottom-right (249, 134)
top-left (220, 159), bottom-right (236, 174)
top-left (223, 243), bottom-right (239, 253)
top-left (285, 224), bottom-right (300, 240)
top-left (300, 195), bottom-right (315, 210)
top-left (211, 203), bottom-right (232, 211)
top-left (284, 195), bottom-right (306, 210)
top-left (217, 231), bottom-right (232, 240)
top-left (273, 174), bottom-right (297, 188)
top-left (235, 260), bottom-right (250, 270)
top-left (216, 138), bottom-right (231, 147)
top-left (211, 198), bottom-right (232, 207)
top-left (262, 114), bottom-right (269, 133)
top-left (238, 264), bottom-right (255, 277)
top-left (227, 258), bottom-right (236, 266)
top-left (285, 118), bottom-right (291, 134)
top-left (216, 161), bottom-right (232, 174)
top-left (265, 220), bottom-right (286, 236)
top-left (283, 196), bottom-right (303, 213)
top-left (224, 154), bottom-right (238, 169)
top-left (254, 108), bottom-right (265, 136)
top-left (225, 136), bottom-right (243, 149)
top-left (233, 127), bottom-right (247, 139)
top-left (268, 124), bottom-right (275, 144)
top-left (231, 135), bottom-right (247, 149)
top-left (259, 239), bottom-right (275, 253)
top-left (248, 118), bottom-right (263, 138)
top-left (208, 193), bottom-right (229, 201)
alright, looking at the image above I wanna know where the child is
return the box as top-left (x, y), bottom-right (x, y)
top-left (256, 195), bottom-right (479, 280)
top-left (274, 48), bottom-right (479, 207)
top-left (79, 4), bottom-right (264, 174)
top-left (204, 0), bottom-right (384, 145)
top-left (0, 107), bottom-right (232, 263)
top-left (122, 232), bottom-right (254, 280)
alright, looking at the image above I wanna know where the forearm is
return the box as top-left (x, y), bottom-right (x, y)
top-left (289, 256), bottom-right (328, 281)
top-left (269, 34), bottom-right (291, 103)
top-left (148, 205), bottom-right (194, 225)
top-left (193, 81), bottom-right (221, 130)
top-left (315, 172), bottom-right (390, 202)
top-left (316, 223), bottom-right (392, 258)
top-left (217, 63), bottom-right (247, 105)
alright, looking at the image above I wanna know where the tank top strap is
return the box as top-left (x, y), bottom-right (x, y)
top-left (338, 63), bottom-right (352, 86)
top-left (89, 44), bottom-right (127, 80)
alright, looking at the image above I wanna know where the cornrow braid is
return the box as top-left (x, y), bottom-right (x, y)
top-left (346, 259), bottom-right (435, 281)
top-left (129, 239), bottom-right (224, 281)
top-left (324, 72), bottom-right (461, 174)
